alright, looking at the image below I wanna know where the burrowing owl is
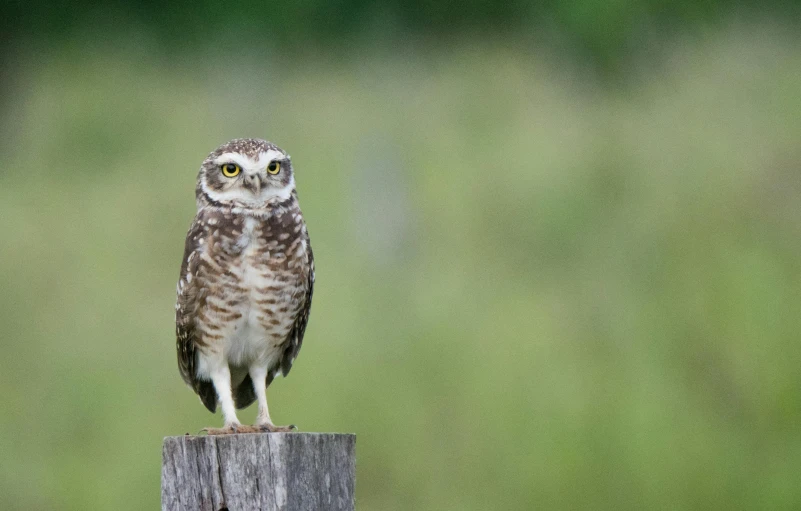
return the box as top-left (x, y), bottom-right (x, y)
top-left (175, 138), bottom-right (314, 434)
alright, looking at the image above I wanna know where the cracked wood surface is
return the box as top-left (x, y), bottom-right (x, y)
top-left (161, 433), bottom-right (355, 511)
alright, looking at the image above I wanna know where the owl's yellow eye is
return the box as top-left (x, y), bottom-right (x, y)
top-left (221, 163), bottom-right (241, 177)
top-left (267, 161), bottom-right (281, 175)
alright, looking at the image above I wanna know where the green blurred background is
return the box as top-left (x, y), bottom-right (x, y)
top-left (2, 1), bottom-right (801, 509)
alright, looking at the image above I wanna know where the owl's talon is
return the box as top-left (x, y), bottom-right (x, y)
top-left (256, 423), bottom-right (297, 433)
top-left (201, 424), bottom-right (243, 435)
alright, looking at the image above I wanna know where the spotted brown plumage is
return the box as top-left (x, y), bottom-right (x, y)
top-left (175, 138), bottom-right (314, 434)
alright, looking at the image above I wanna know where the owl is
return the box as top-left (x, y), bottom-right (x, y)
top-left (175, 138), bottom-right (314, 434)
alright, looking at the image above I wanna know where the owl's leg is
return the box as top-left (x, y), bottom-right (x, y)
top-left (250, 366), bottom-right (296, 433)
top-left (203, 365), bottom-right (243, 435)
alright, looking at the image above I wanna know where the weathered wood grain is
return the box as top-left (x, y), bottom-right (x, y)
top-left (161, 433), bottom-right (355, 511)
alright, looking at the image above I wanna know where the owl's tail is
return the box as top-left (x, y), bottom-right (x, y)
top-left (233, 375), bottom-right (256, 409)
top-left (233, 372), bottom-right (277, 409)
top-left (195, 380), bottom-right (218, 413)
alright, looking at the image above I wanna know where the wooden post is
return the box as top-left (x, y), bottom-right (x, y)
top-left (161, 433), bottom-right (355, 511)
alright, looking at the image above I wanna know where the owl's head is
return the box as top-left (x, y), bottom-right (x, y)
top-left (197, 138), bottom-right (295, 208)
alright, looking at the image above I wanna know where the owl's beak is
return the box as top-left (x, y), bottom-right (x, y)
top-left (243, 174), bottom-right (262, 194)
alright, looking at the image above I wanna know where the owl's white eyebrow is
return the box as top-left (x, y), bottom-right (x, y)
top-left (258, 149), bottom-right (290, 165)
top-left (213, 150), bottom-right (289, 170)
top-left (213, 152), bottom-right (254, 169)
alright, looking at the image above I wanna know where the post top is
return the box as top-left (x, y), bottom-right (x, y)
top-left (164, 432), bottom-right (356, 441)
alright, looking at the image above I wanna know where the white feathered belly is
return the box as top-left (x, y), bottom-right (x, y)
top-left (194, 224), bottom-right (303, 383)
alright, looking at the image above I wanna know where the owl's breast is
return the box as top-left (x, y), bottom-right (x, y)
top-left (212, 213), bottom-right (310, 369)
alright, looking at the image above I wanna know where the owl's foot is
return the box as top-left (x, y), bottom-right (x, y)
top-left (201, 423), bottom-right (259, 435)
top-left (201, 425), bottom-right (236, 435)
top-left (256, 423), bottom-right (298, 433)
top-left (201, 423), bottom-right (293, 435)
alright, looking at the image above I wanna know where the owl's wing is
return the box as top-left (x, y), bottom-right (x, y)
top-left (280, 234), bottom-right (314, 377)
top-left (175, 214), bottom-right (218, 412)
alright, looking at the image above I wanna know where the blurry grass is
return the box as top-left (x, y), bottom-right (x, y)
top-left (2, 26), bottom-right (801, 510)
